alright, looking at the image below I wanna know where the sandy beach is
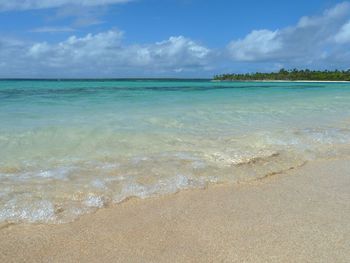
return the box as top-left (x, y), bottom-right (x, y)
top-left (1, 157), bottom-right (349, 263)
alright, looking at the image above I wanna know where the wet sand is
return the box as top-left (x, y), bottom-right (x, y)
top-left (1, 158), bottom-right (350, 262)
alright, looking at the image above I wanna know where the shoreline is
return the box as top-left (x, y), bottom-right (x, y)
top-left (1, 157), bottom-right (349, 262)
top-left (212, 80), bottom-right (350, 83)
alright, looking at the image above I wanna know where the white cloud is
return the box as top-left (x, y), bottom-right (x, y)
top-left (0, 0), bottom-right (130, 11)
top-left (0, 30), bottom-right (211, 77)
top-left (1, 2), bottom-right (350, 77)
top-left (27, 30), bottom-right (124, 65)
top-left (228, 30), bottom-right (281, 61)
top-left (228, 1), bottom-right (350, 67)
top-left (335, 21), bottom-right (350, 43)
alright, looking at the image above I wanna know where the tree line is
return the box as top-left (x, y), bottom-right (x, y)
top-left (213, 69), bottom-right (350, 81)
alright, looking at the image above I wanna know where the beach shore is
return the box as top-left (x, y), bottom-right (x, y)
top-left (1, 157), bottom-right (349, 262)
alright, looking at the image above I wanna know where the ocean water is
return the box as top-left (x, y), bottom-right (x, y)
top-left (1, 80), bottom-right (350, 223)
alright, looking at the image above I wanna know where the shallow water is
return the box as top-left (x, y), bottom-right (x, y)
top-left (1, 80), bottom-right (350, 223)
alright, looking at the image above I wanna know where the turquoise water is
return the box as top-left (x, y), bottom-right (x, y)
top-left (1, 80), bottom-right (350, 223)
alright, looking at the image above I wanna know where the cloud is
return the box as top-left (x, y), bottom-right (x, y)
top-left (228, 30), bottom-right (281, 61)
top-left (28, 30), bottom-right (124, 60)
top-left (0, 0), bottom-right (131, 11)
top-left (335, 21), bottom-right (350, 43)
top-left (1, 2), bottom-right (350, 77)
top-left (227, 1), bottom-right (350, 68)
top-left (30, 26), bottom-right (76, 33)
top-left (0, 30), bottom-right (211, 77)
top-left (50, 4), bottom-right (108, 28)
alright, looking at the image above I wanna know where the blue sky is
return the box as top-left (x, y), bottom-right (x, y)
top-left (0, 0), bottom-right (349, 77)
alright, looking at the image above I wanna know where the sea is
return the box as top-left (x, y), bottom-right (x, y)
top-left (1, 79), bottom-right (350, 223)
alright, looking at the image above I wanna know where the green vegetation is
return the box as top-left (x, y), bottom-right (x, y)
top-left (214, 69), bottom-right (350, 81)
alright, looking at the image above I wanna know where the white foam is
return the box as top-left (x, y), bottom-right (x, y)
top-left (0, 199), bottom-right (55, 223)
top-left (113, 174), bottom-right (206, 204)
top-left (84, 195), bottom-right (105, 208)
top-left (1, 127), bottom-right (350, 224)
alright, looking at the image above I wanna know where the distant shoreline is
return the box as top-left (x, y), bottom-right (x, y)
top-left (214, 69), bottom-right (350, 82)
top-left (212, 80), bottom-right (350, 83)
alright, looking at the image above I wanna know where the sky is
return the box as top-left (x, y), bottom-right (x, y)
top-left (0, 0), bottom-right (350, 78)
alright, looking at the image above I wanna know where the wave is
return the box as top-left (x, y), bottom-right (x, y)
top-left (0, 145), bottom-right (317, 224)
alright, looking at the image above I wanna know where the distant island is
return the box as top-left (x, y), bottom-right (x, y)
top-left (214, 69), bottom-right (350, 81)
